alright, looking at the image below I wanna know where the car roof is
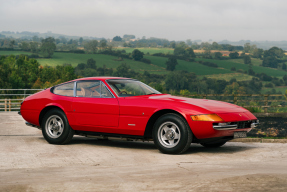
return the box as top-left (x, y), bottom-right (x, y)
top-left (73, 77), bottom-right (133, 81)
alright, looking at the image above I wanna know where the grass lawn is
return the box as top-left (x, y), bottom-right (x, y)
top-left (37, 52), bottom-right (167, 74)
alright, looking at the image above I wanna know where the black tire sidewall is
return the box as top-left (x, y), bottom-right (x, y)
top-left (153, 114), bottom-right (192, 154)
top-left (42, 109), bottom-right (72, 144)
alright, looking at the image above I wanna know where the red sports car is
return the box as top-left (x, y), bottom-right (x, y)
top-left (20, 77), bottom-right (259, 154)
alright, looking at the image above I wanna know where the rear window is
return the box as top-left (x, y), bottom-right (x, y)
top-left (53, 82), bottom-right (74, 96)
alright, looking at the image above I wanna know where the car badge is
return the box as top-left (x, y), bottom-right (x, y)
top-left (239, 114), bottom-right (242, 117)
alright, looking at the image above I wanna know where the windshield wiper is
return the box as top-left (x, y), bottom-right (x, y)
top-left (146, 93), bottom-right (157, 95)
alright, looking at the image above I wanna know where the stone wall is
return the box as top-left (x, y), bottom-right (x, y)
top-left (249, 113), bottom-right (287, 138)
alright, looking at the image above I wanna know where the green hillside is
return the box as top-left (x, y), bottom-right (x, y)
top-left (37, 52), bottom-right (167, 74)
top-left (196, 58), bottom-right (287, 78)
top-left (145, 55), bottom-right (232, 75)
top-left (0, 51), bottom-right (32, 55)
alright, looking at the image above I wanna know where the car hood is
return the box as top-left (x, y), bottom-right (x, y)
top-left (150, 94), bottom-right (246, 114)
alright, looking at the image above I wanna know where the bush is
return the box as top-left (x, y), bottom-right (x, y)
top-left (265, 83), bottom-right (274, 88)
top-left (141, 58), bottom-right (151, 64)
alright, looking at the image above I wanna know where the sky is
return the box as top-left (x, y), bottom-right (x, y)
top-left (0, 0), bottom-right (287, 41)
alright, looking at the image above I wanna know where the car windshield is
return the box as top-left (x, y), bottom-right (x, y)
top-left (107, 79), bottom-right (161, 97)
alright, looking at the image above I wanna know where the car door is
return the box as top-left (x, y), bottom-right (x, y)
top-left (72, 80), bottom-right (119, 131)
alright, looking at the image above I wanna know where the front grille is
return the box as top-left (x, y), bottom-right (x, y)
top-left (237, 121), bottom-right (252, 129)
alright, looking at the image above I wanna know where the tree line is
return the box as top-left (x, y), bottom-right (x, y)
top-left (1, 55), bottom-right (278, 96)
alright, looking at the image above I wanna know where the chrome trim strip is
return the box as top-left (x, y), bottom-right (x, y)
top-left (73, 81), bottom-right (77, 97)
top-left (213, 124), bottom-right (238, 130)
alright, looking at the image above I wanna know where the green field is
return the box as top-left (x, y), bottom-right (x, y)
top-left (116, 47), bottom-right (174, 54)
top-left (2, 50), bottom-right (287, 79)
top-left (0, 51), bottom-right (32, 55)
top-left (196, 58), bottom-right (287, 78)
top-left (38, 52), bottom-right (167, 74)
top-left (144, 55), bottom-right (232, 75)
top-left (229, 58), bottom-right (262, 66)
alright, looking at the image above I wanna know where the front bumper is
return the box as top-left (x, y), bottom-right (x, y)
top-left (213, 120), bottom-right (259, 130)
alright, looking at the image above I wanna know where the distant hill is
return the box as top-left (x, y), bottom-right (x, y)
top-left (0, 31), bottom-right (104, 40)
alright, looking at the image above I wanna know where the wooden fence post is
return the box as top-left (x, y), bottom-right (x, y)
top-left (264, 95), bottom-right (268, 113)
top-left (9, 99), bottom-right (11, 111)
top-left (5, 99), bottom-right (7, 112)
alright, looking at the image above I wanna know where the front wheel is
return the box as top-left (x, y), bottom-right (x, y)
top-left (153, 114), bottom-right (192, 154)
top-left (42, 109), bottom-right (74, 144)
top-left (200, 141), bottom-right (226, 148)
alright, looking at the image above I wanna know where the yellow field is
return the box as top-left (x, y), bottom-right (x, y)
top-left (203, 73), bottom-right (253, 81)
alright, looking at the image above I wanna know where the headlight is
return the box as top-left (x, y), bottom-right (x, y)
top-left (191, 114), bottom-right (224, 121)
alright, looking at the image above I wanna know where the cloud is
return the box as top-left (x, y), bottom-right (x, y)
top-left (0, 0), bottom-right (286, 41)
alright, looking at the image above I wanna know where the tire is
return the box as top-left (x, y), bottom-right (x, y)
top-left (152, 113), bottom-right (192, 154)
top-left (42, 109), bottom-right (74, 145)
top-left (200, 141), bottom-right (226, 148)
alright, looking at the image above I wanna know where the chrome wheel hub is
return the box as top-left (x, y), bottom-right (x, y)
top-left (45, 115), bottom-right (64, 138)
top-left (157, 121), bottom-right (181, 148)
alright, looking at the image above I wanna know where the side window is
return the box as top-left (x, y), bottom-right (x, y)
top-left (77, 81), bottom-right (101, 97)
top-left (53, 82), bottom-right (74, 96)
top-left (101, 83), bottom-right (113, 98)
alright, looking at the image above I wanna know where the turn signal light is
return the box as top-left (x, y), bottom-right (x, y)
top-left (191, 114), bottom-right (224, 121)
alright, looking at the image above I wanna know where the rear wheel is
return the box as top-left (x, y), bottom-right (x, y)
top-left (200, 141), bottom-right (226, 148)
top-left (42, 109), bottom-right (74, 144)
top-left (153, 114), bottom-right (192, 154)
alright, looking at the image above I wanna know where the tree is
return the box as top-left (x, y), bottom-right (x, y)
top-left (113, 63), bottom-right (130, 77)
top-left (252, 48), bottom-right (264, 59)
top-left (166, 58), bottom-right (178, 71)
top-left (229, 52), bottom-right (239, 59)
top-left (30, 42), bottom-right (39, 53)
top-left (79, 37), bottom-right (83, 45)
top-left (40, 37), bottom-right (56, 58)
top-left (224, 82), bottom-right (246, 94)
top-left (169, 41), bottom-right (176, 48)
top-left (123, 35), bottom-right (135, 40)
top-left (214, 52), bottom-right (222, 59)
top-left (244, 43), bottom-right (251, 53)
top-left (99, 39), bottom-right (107, 49)
top-left (262, 56), bottom-right (278, 68)
top-left (165, 71), bottom-right (188, 91)
top-left (112, 36), bottom-right (122, 41)
top-left (132, 49), bottom-right (144, 61)
top-left (20, 42), bottom-right (29, 51)
top-left (243, 55), bottom-right (251, 64)
top-left (87, 58), bottom-right (96, 69)
top-left (185, 47), bottom-right (196, 58)
top-left (282, 63), bottom-right (286, 70)
top-left (84, 40), bottom-right (98, 54)
top-left (174, 46), bottom-right (185, 56)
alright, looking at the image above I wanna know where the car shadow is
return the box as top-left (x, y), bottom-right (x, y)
top-left (184, 143), bottom-right (257, 154)
top-left (67, 136), bottom-right (157, 150)
top-left (63, 136), bottom-right (256, 154)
